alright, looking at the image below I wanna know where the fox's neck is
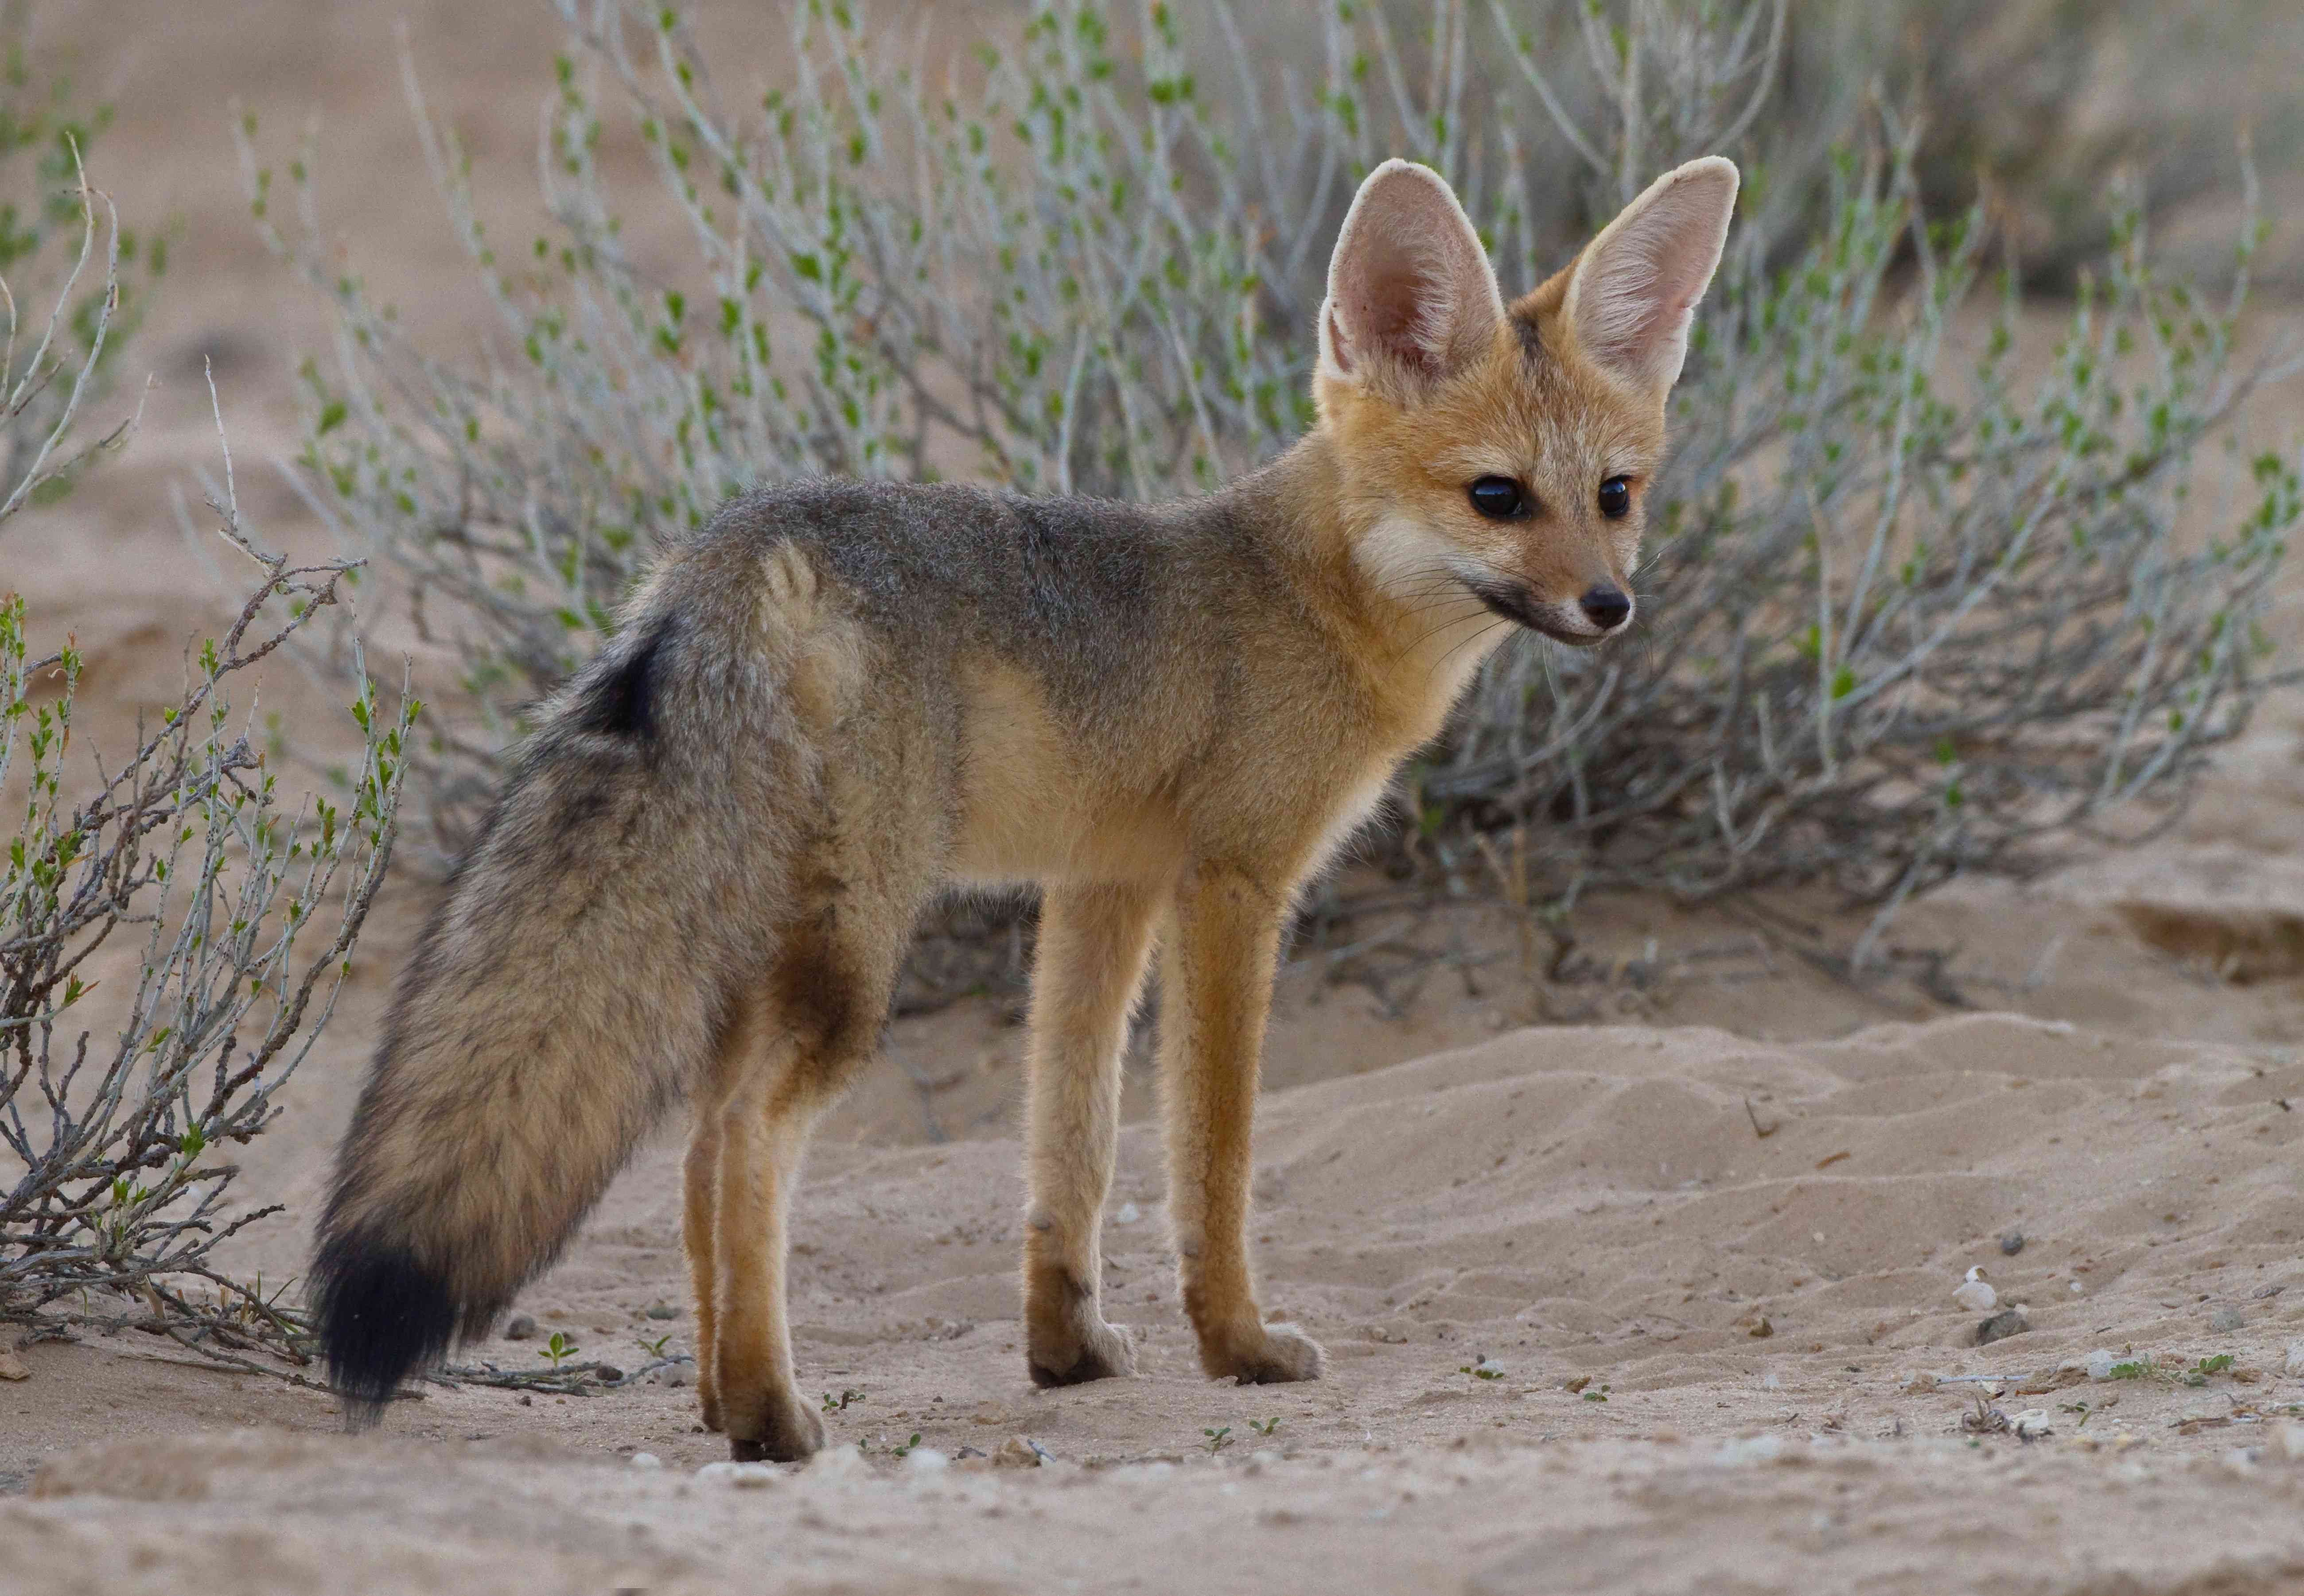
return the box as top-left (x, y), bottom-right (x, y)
top-left (1210, 429), bottom-right (1509, 743)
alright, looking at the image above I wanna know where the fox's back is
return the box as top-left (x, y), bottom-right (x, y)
top-left (692, 477), bottom-right (1289, 741)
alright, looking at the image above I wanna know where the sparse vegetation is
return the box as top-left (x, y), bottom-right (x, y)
top-left (1203, 1425), bottom-right (1232, 1454)
top-left (241, 0), bottom-right (2298, 974)
top-left (0, 26), bottom-right (413, 1367)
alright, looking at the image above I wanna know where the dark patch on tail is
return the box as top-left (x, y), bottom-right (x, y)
top-left (572, 619), bottom-right (670, 741)
top-left (310, 1228), bottom-right (463, 1428)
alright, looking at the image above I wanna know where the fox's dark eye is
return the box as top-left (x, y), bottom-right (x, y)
top-left (1597, 476), bottom-right (1632, 519)
top-left (1468, 476), bottom-right (1525, 520)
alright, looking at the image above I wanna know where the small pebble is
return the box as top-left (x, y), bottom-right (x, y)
top-left (2011, 1409), bottom-right (2054, 1440)
top-left (2283, 1341), bottom-right (2304, 1379)
top-left (2280, 1423), bottom-right (2304, 1464)
top-left (2085, 1349), bottom-right (2119, 1380)
top-left (630, 1452), bottom-right (663, 1470)
top-left (2209, 1308), bottom-right (2246, 1334)
top-left (2249, 1284), bottom-right (2283, 1301)
top-left (1975, 1307), bottom-right (2030, 1347)
top-left (1998, 1231), bottom-right (2025, 1256)
top-left (502, 1313), bottom-right (539, 1341)
top-left (1114, 1202), bottom-right (1142, 1225)
top-left (991, 1436), bottom-right (1044, 1469)
top-left (0, 1350), bottom-right (29, 1382)
top-left (645, 1304), bottom-right (681, 1321)
top-left (593, 1363), bottom-right (624, 1383)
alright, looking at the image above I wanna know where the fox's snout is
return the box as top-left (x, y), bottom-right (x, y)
top-left (1467, 574), bottom-right (1635, 647)
top-left (1580, 585), bottom-right (1632, 631)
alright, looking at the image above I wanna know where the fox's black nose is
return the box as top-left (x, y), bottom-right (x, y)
top-left (1580, 585), bottom-right (1632, 630)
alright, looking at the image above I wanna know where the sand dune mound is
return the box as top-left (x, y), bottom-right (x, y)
top-left (8, 1012), bottom-right (2304, 1594)
top-left (712, 1014), bottom-right (2299, 1387)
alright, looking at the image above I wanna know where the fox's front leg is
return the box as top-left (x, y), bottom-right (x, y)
top-left (1022, 882), bottom-right (1161, 1386)
top-left (1158, 860), bottom-right (1324, 1384)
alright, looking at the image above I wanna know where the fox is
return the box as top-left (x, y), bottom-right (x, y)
top-left (311, 154), bottom-right (1738, 1460)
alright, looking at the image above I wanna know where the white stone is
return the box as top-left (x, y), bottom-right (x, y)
top-left (906, 1448), bottom-right (951, 1473)
top-left (629, 1452), bottom-right (663, 1470)
top-left (1952, 1277), bottom-right (1998, 1313)
top-left (808, 1444), bottom-right (873, 1480)
top-left (1716, 1433), bottom-right (1786, 1466)
top-left (697, 1461), bottom-right (777, 1488)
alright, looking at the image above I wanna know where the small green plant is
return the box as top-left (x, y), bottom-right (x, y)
top-left (822, 1388), bottom-right (863, 1413)
top-left (1203, 1426), bottom-right (1232, 1455)
top-left (1459, 1362), bottom-right (1505, 1381)
top-left (538, 1331), bottom-right (576, 1371)
top-left (2183, 1354), bottom-right (2236, 1386)
top-left (2059, 1401), bottom-right (2093, 1429)
top-left (891, 1432), bottom-right (923, 1459)
top-left (1247, 1417), bottom-right (1280, 1438)
top-left (2106, 1360), bottom-right (2152, 1380)
top-left (1583, 1386), bottom-right (1611, 1403)
top-left (636, 1332), bottom-right (671, 1359)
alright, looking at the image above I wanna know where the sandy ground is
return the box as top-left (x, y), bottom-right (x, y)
top-left (8, 4), bottom-right (2304, 1593)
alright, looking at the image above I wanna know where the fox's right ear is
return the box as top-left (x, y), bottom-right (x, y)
top-left (1317, 159), bottom-right (1504, 403)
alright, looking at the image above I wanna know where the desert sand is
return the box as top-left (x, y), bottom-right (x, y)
top-left (7, 4), bottom-right (2304, 1593)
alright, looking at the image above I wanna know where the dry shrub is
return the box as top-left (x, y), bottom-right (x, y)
top-left (1, 20), bottom-right (414, 1354)
top-left (245, 0), bottom-right (2298, 968)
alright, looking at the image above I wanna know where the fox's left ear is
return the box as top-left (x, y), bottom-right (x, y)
top-left (1565, 156), bottom-right (1739, 399)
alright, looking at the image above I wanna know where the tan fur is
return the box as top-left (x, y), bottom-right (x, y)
top-left (315, 158), bottom-right (1736, 1461)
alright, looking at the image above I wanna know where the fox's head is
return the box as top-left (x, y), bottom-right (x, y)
top-left (1315, 156), bottom-right (1737, 648)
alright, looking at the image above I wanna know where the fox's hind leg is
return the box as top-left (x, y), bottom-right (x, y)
top-left (709, 1055), bottom-right (834, 1462)
top-left (1022, 881), bottom-right (1162, 1386)
top-left (682, 1091), bottom-right (730, 1432)
top-left (1158, 860), bottom-right (1326, 1385)
top-left (711, 821), bottom-right (926, 1461)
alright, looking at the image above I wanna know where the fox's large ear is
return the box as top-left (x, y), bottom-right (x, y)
top-left (1318, 159), bottom-right (1504, 401)
top-left (1565, 156), bottom-right (1738, 398)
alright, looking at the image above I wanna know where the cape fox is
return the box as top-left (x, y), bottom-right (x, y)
top-left (314, 155), bottom-right (1737, 1460)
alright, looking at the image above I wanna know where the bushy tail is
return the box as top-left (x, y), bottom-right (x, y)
top-left (312, 597), bottom-right (802, 1421)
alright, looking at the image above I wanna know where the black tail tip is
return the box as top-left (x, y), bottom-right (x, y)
top-left (310, 1229), bottom-right (460, 1427)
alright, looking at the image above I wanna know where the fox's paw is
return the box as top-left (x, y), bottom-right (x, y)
top-left (1027, 1316), bottom-right (1137, 1388)
top-left (697, 1381), bottom-right (723, 1434)
top-left (1202, 1321), bottom-right (1326, 1386)
top-left (724, 1390), bottom-right (825, 1463)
